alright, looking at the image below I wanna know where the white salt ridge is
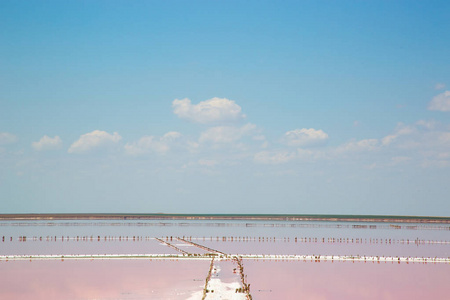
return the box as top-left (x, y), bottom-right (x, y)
top-left (204, 262), bottom-right (247, 300)
top-left (1, 253), bottom-right (449, 263)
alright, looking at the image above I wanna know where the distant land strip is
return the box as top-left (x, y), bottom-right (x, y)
top-left (0, 214), bottom-right (449, 224)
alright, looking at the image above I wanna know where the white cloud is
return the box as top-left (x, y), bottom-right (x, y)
top-left (437, 152), bottom-right (450, 159)
top-left (172, 97), bottom-right (245, 123)
top-left (438, 132), bottom-right (450, 144)
top-left (125, 137), bottom-right (168, 155)
top-left (373, 121), bottom-right (450, 167)
top-left (254, 150), bottom-right (296, 164)
top-left (336, 139), bottom-right (379, 153)
top-left (381, 135), bottom-right (396, 146)
top-left (255, 147), bottom-right (322, 164)
top-left (381, 124), bottom-right (414, 146)
top-left (282, 128), bottom-right (329, 147)
top-left (435, 83), bottom-right (446, 90)
top-left (390, 156), bottom-right (412, 165)
top-left (252, 134), bottom-right (266, 141)
top-left (416, 120), bottom-right (436, 130)
top-left (0, 132), bottom-right (17, 145)
top-left (32, 135), bottom-right (62, 151)
top-left (421, 159), bottom-right (450, 168)
top-left (161, 131), bottom-right (182, 141)
top-left (124, 131), bottom-right (182, 155)
top-left (186, 140), bottom-right (200, 152)
top-left (198, 159), bottom-right (218, 167)
top-left (252, 134), bottom-right (268, 148)
top-left (68, 130), bottom-right (122, 154)
top-left (199, 123), bottom-right (256, 144)
top-left (252, 120), bottom-right (450, 168)
top-left (428, 91), bottom-right (450, 112)
top-left (296, 148), bottom-right (317, 159)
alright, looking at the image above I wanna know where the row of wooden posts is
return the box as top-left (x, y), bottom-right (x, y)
top-left (3, 235), bottom-right (447, 246)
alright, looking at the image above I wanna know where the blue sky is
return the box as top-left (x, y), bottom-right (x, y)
top-left (1, 1), bottom-right (450, 215)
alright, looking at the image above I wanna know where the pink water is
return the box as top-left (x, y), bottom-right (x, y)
top-left (245, 260), bottom-right (450, 300)
top-left (0, 259), bottom-right (208, 300)
top-left (197, 238), bottom-right (450, 257)
top-left (1, 220), bottom-right (449, 299)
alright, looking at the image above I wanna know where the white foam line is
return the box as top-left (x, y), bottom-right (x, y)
top-left (237, 254), bottom-right (450, 263)
top-left (1, 254), bottom-right (449, 263)
top-left (0, 254), bottom-right (195, 261)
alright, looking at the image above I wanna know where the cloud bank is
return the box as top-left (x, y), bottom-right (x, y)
top-left (124, 132), bottom-right (182, 155)
top-left (68, 130), bottom-right (122, 154)
top-left (435, 83), bottom-right (446, 90)
top-left (428, 91), bottom-right (450, 112)
top-left (0, 132), bottom-right (17, 145)
top-left (32, 135), bottom-right (62, 151)
top-left (172, 97), bottom-right (245, 123)
top-left (199, 123), bottom-right (256, 144)
top-left (282, 128), bottom-right (329, 147)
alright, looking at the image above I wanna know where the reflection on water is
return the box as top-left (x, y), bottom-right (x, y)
top-left (1, 220), bottom-right (449, 299)
top-left (195, 236), bottom-right (450, 257)
top-left (246, 260), bottom-right (450, 300)
top-left (1, 258), bottom-right (449, 299)
top-left (0, 260), bottom-right (208, 300)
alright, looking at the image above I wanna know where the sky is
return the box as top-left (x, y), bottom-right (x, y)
top-left (1, 1), bottom-right (450, 216)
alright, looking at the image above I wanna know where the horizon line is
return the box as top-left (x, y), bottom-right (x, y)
top-left (0, 213), bottom-right (449, 223)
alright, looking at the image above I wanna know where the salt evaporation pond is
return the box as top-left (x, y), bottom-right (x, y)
top-left (1, 218), bottom-right (449, 299)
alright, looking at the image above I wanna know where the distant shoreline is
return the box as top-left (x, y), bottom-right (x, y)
top-left (0, 213), bottom-right (449, 224)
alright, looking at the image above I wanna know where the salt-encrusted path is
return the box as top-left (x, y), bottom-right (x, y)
top-left (173, 237), bottom-right (252, 299)
top-left (203, 260), bottom-right (246, 300)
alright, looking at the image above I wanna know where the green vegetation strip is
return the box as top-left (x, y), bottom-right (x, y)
top-left (1, 213), bottom-right (449, 223)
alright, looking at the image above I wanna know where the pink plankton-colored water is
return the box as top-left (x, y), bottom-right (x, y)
top-left (2, 258), bottom-right (448, 300)
top-left (245, 260), bottom-right (450, 300)
top-left (0, 259), bottom-right (209, 300)
top-left (1, 220), bottom-right (449, 299)
top-left (196, 237), bottom-right (450, 258)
